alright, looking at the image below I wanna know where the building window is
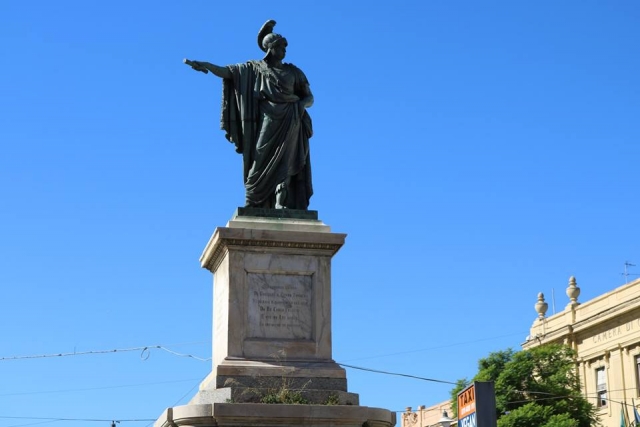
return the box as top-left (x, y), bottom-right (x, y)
top-left (635, 356), bottom-right (640, 397)
top-left (596, 367), bottom-right (607, 408)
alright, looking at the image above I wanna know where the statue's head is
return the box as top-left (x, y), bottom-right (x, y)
top-left (262, 33), bottom-right (288, 60)
top-left (257, 20), bottom-right (288, 61)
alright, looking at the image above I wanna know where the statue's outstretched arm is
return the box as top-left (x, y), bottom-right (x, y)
top-left (183, 59), bottom-right (232, 79)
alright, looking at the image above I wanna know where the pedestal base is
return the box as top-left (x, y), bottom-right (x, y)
top-left (155, 403), bottom-right (396, 427)
top-left (152, 210), bottom-right (395, 426)
top-left (190, 359), bottom-right (359, 405)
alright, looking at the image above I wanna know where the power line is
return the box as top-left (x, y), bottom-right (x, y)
top-left (340, 330), bottom-right (528, 362)
top-left (338, 363), bottom-right (457, 385)
top-left (7, 377), bottom-right (636, 423)
top-left (0, 378), bottom-right (202, 397)
top-left (14, 339), bottom-right (633, 401)
top-left (140, 379), bottom-right (205, 427)
top-left (5, 420), bottom-right (61, 427)
top-left (0, 345), bottom-right (211, 363)
top-left (155, 346), bottom-right (211, 362)
top-left (0, 417), bottom-right (154, 423)
top-left (171, 379), bottom-right (204, 407)
top-left (0, 343), bottom-right (462, 396)
top-left (0, 345), bottom-right (462, 388)
top-left (1, 331), bottom-right (526, 366)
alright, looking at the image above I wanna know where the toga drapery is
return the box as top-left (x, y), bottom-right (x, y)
top-left (220, 60), bottom-right (313, 209)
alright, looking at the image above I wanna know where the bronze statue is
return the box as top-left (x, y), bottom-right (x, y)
top-left (184, 20), bottom-right (314, 210)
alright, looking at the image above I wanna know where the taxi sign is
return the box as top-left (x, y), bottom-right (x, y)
top-left (457, 382), bottom-right (496, 427)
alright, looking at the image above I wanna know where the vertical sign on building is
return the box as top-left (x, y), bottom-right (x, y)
top-left (457, 382), bottom-right (497, 427)
top-left (458, 382), bottom-right (476, 427)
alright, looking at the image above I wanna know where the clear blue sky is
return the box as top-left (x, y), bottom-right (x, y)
top-left (1, 1), bottom-right (639, 425)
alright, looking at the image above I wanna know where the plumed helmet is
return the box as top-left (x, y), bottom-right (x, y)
top-left (257, 19), bottom-right (287, 52)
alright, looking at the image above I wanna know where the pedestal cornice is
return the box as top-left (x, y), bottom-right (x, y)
top-left (200, 227), bottom-right (346, 273)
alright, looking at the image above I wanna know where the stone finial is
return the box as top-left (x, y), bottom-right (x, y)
top-left (566, 276), bottom-right (581, 307)
top-left (535, 292), bottom-right (548, 320)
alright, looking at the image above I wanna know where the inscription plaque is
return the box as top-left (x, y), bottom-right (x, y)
top-left (247, 272), bottom-right (313, 340)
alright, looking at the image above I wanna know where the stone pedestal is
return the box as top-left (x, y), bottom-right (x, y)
top-left (155, 403), bottom-right (395, 427)
top-left (154, 209), bottom-right (395, 426)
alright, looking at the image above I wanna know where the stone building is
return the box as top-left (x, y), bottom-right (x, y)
top-left (402, 402), bottom-right (456, 427)
top-left (523, 276), bottom-right (640, 427)
top-left (402, 276), bottom-right (640, 427)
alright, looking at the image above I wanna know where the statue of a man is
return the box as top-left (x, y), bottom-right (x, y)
top-left (185, 20), bottom-right (314, 210)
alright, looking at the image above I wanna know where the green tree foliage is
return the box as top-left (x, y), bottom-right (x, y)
top-left (451, 344), bottom-right (598, 427)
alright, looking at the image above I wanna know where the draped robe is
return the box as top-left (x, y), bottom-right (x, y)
top-left (220, 60), bottom-right (313, 209)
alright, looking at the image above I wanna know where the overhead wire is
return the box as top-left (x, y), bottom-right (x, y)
top-left (5, 420), bottom-right (61, 427)
top-left (340, 330), bottom-right (528, 362)
top-left (0, 344), bottom-right (462, 386)
top-left (0, 378), bottom-right (202, 397)
top-left (4, 374), bottom-right (638, 422)
top-left (0, 416), bottom-right (154, 422)
top-left (171, 379), bottom-right (205, 407)
top-left (392, 389), bottom-right (640, 415)
top-left (0, 332), bottom-right (541, 421)
top-left (140, 376), bottom-right (209, 427)
top-left (338, 363), bottom-right (457, 385)
top-left (3, 390), bottom-right (626, 423)
top-left (0, 345), bottom-right (211, 363)
top-left (0, 347), bottom-right (460, 400)
top-left (0, 330), bottom-right (526, 364)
